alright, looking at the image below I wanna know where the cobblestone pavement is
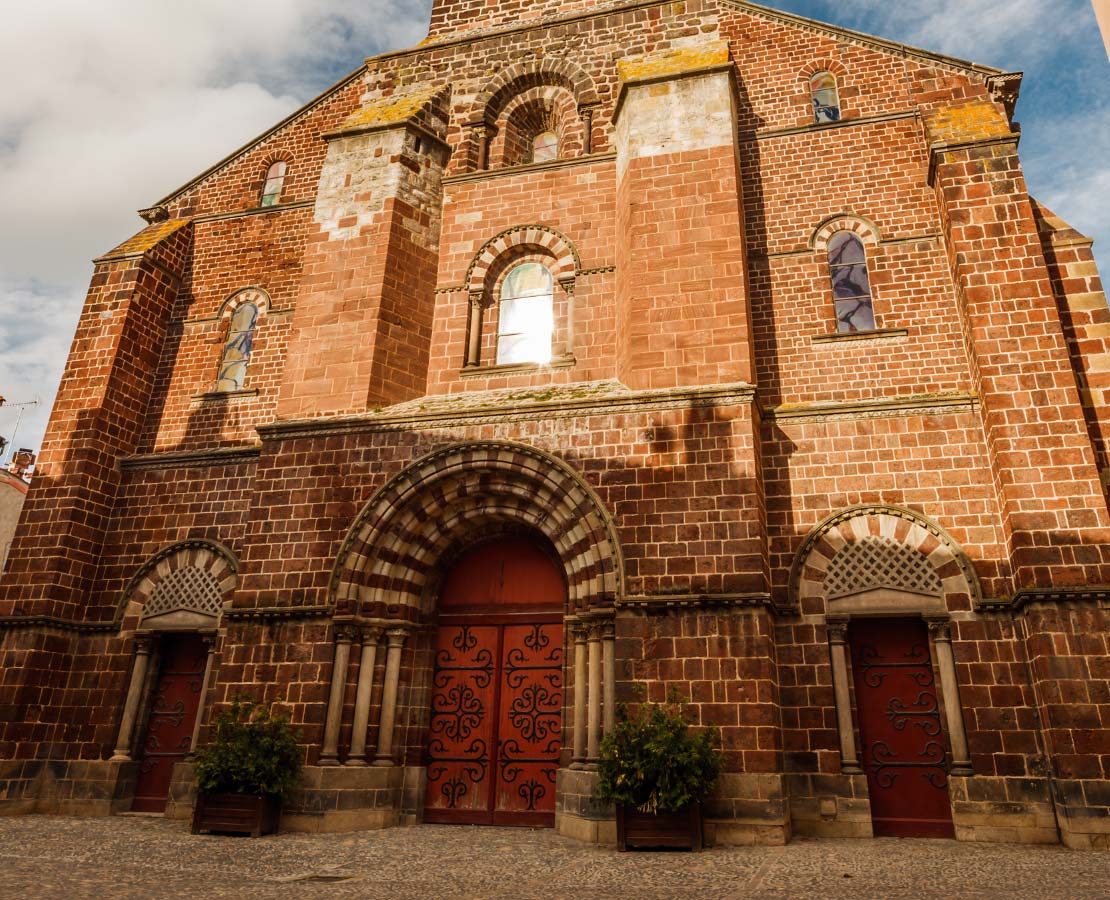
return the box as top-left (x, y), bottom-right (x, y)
top-left (0, 816), bottom-right (1106, 900)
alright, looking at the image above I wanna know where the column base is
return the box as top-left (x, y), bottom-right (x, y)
top-left (345, 758), bottom-right (369, 768)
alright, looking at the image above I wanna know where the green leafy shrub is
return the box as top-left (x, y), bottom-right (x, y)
top-left (193, 697), bottom-right (302, 799)
top-left (595, 697), bottom-right (724, 814)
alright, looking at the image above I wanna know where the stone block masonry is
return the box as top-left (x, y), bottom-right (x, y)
top-left (0, 0), bottom-right (1107, 852)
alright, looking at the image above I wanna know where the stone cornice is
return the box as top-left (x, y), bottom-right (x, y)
top-left (0, 615), bottom-right (117, 634)
top-left (749, 109), bottom-right (919, 142)
top-left (193, 200), bottom-right (314, 225)
top-left (120, 444), bottom-right (262, 472)
top-left (617, 592), bottom-right (785, 614)
top-left (224, 605), bottom-right (334, 622)
top-left (1011, 587), bottom-right (1110, 612)
top-left (764, 391), bottom-right (978, 423)
top-left (927, 134), bottom-right (1021, 186)
top-left (443, 151), bottom-right (616, 186)
top-left (258, 382), bottom-right (757, 441)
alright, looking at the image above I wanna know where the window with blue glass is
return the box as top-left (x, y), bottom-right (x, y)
top-left (828, 232), bottom-right (876, 333)
top-left (811, 72), bottom-right (841, 124)
top-left (216, 301), bottom-right (260, 391)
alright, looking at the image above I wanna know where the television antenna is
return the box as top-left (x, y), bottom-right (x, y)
top-left (0, 397), bottom-right (40, 463)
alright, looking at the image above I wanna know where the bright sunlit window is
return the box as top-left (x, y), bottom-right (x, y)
top-left (497, 263), bottom-right (554, 365)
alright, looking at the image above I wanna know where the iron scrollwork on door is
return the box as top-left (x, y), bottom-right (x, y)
top-left (858, 643), bottom-right (935, 688)
top-left (868, 740), bottom-right (949, 790)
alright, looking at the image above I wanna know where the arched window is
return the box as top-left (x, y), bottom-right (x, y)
top-left (532, 131), bottom-right (559, 163)
top-left (828, 232), bottom-right (876, 333)
top-left (497, 263), bottom-right (554, 365)
top-left (260, 161), bottom-right (287, 207)
top-left (811, 72), bottom-right (841, 124)
top-left (216, 301), bottom-right (260, 391)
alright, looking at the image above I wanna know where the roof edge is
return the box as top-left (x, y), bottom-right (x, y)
top-left (148, 64), bottom-right (368, 213)
top-left (720, 0), bottom-right (1004, 77)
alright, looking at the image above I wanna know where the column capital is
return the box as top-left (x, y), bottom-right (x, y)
top-left (334, 622), bottom-right (358, 644)
top-left (385, 627), bottom-right (408, 647)
top-left (926, 617), bottom-right (952, 642)
top-left (360, 625), bottom-right (385, 644)
top-left (826, 617), bottom-right (849, 645)
top-left (134, 633), bottom-right (156, 655)
top-left (468, 289), bottom-right (485, 309)
top-left (199, 632), bottom-right (219, 651)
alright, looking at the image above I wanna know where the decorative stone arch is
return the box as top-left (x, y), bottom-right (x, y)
top-left (790, 504), bottom-right (981, 614)
top-left (798, 58), bottom-right (849, 83)
top-left (331, 441), bottom-right (623, 616)
top-left (216, 286), bottom-right (271, 321)
top-left (491, 84), bottom-right (585, 167)
top-left (120, 538), bottom-right (237, 630)
top-left (791, 505), bottom-right (977, 776)
top-left (810, 214), bottom-right (883, 252)
top-left (470, 58), bottom-right (599, 125)
top-left (466, 225), bottom-right (580, 295)
top-left (111, 538), bottom-right (236, 763)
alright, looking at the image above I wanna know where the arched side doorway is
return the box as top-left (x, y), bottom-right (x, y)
top-left (792, 506), bottom-right (980, 840)
top-left (111, 540), bottom-right (233, 813)
top-left (424, 537), bottom-right (565, 827)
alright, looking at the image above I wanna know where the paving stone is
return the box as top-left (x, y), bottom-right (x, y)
top-left (0, 816), bottom-right (1107, 900)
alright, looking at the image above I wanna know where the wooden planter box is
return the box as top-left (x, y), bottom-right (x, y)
top-left (192, 793), bottom-right (281, 837)
top-left (616, 802), bottom-right (703, 851)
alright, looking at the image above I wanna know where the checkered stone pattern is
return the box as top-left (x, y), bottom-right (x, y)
top-left (823, 535), bottom-right (944, 600)
top-left (126, 540), bottom-right (238, 622)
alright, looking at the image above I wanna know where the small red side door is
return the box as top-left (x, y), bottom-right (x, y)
top-left (850, 617), bottom-right (956, 839)
top-left (132, 634), bottom-right (207, 813)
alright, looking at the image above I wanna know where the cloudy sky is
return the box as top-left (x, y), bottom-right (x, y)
top-left (1, 0), bottom-right (1107, 457)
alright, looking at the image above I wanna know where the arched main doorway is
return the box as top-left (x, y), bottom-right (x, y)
top-left (423, 537), bottom-right (565, 827)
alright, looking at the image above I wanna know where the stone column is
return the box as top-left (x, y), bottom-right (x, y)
top-left (347, 626), bottom-right (383, 767)
top-left (320, 623), bottom-right (355, 765)
top-left (578, 105), bottom-right (595, 155)
top-left (586, 622), bottom-right (602, 763)
top-left (189, 633), bottom-right (219, 753)
top-left (571, 621), bottom-right (588, 766)
top-left (374, 628), bottom-right (408, 767)
top-left (601, 620), bottom-right (616, 735)
top-left (465, 292), bottom-right (484, 368)
top-left (928, 618), bottom-right (974, 775)
top-left (558, 278), bottom-right (576, 360)
top-left (111, 634), bottom-right (155, 761)
top-left (471, 123), bottom-right (492, 171)
top-left (827, 619), bottom-right (861, 774)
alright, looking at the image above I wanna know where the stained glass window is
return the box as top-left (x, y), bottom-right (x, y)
top-left (260, 161), bottom-right (287, 207)
top-left (828, 232), bottom-right (876, 333)
top-left (497, 263), bottom-right (554, 365)
top-left (532, 131), bottom-right (559, 163)
top-left (216, 301), bottom-right (259, 391)
top-left (811, 72), bottom-right (841, 124)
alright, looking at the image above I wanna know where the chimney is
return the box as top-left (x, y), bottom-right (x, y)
top-left (10, 449), bottom-right (35, 479)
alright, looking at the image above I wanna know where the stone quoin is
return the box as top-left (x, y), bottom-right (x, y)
top-left (1, 0), bottom-right (1108, 850)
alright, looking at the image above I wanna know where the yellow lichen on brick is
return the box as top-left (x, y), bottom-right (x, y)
top-left (925, 101), bottom-right (1011, 146)
top-left (336, 87), bottom-right (439, 133)
top-left (100, 218), bottom-right (190, 259)
top-left (618, 41), bottom-right (730, 84)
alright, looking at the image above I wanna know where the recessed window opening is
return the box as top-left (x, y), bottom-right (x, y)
top-left (497, 263), bottom-right (554, 366)
top-left (260, 161), bottom-right (287, 207)
top-left (532, 131), bottom-right (559, 163)
top-left (811, 72), bottom-right (841, 124)
top-left (216, 301), bottom-right (260, 391)
top-left (828, 232), bottom-right (876, 333)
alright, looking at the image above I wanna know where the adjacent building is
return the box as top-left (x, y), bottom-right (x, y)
top-left (1, 0), bottom-right (1108, 849)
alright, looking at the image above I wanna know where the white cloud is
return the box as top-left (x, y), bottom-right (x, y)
top-left (0, 1), bottom-right (430, 458)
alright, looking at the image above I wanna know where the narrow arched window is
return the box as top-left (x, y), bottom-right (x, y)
top-left (497, 263), bottom-right (554, 365)
top-left (260, 161), bottom-right (287, 207)
top-left (811, 72), bottom-right (841, 124)
top-left (532, 131), bottom-right (559, 163)
top-left (216, 301), bottom-right (260, 391)
top-left (828, 232), bottom-right (876, 333)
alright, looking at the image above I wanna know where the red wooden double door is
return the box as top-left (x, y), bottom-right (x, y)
top-left (424, 538), bottom-right (565, 827)
top-left (850, 618), bottom-right (956, 839)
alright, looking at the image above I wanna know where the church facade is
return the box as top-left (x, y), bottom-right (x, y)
top-left (1, 0), bottom-right (1108, 849)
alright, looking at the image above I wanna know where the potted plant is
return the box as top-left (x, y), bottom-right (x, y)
top-left (596, 696), bottom-right (723, 851)
top-left (191, 697), bottom-right (302, 837)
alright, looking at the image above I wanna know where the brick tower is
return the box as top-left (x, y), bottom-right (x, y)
top-left (1, 0), bottom-right (1107, 849)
